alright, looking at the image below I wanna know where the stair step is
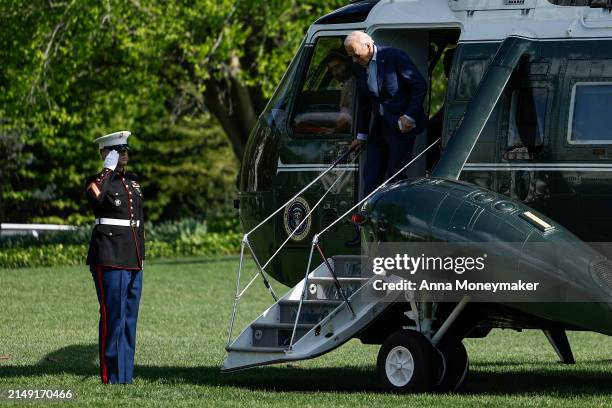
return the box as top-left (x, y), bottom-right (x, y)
top-left (330, 256), bottom-right (364, 278)
top-left (278, 299), bottom-right (344, 324)
top-left (223, 255), bottom-right (380, 370)
top-left (251, 322), bottom-right (314, 348)
top-left (226, 345), bottom-right (287, 353)
top-left (306, 278), bottom-right (368, 301)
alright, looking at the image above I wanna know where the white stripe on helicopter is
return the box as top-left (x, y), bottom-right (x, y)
top-left (463, 163), bottom-right (612, 171)
top-left (277, 158), bottom-right (358, 173)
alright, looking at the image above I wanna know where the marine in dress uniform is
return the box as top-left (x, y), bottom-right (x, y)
top-left (85, 130), bottom-right (145, 384)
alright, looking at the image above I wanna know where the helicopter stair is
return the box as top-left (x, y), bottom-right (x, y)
top-left (222, 255), bottom-right (401, 372)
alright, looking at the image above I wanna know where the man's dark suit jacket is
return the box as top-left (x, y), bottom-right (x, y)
top-left (353, 45), bottom-right (427, 138)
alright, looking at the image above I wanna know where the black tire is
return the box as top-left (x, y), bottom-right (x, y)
top-left (435, 341), bottom-right (469, 392)
top-left (376, 330), bottom-right (440, 393)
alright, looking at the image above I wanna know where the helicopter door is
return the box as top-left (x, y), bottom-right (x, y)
top-left (275, 33), bottom-right (359, 255)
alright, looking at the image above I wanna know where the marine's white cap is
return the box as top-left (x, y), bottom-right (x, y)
top-left (93, 130), bottom-right (131, 149)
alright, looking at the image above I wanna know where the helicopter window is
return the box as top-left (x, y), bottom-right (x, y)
top-left (456, 60), bottom-right (486, 101)
top-left (507, 87), bottom-right (548, 149)
top-left (261, 41), bottom-right (306, 128)
top-left (291, 36), bottom-right (355, 136)
top-left (568, 83), bottom-right (612, 144)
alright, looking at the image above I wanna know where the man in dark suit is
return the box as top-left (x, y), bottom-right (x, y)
top-left (344, 31), bottom-right (427, 195)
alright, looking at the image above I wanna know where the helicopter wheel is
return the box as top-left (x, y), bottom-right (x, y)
top-left (376, 330), bottom-right (440, 393)
top-left (435, 340), bottom-right (469, 392)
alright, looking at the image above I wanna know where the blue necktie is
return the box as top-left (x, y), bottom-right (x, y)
top-left (367, 59), bottom-right (377, 96)
top-left (367, 59), bottom-right (384, 115)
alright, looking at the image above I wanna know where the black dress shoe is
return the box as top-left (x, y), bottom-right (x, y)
top-left (345, 234), bottom-right (361, 247)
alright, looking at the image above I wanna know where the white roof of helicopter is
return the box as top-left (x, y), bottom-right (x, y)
top-left (308, 0), bottom-right (612, 42)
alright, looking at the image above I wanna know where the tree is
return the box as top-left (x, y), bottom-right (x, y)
top-left (1, 0), bottom-right (344, 160)
top-left (0, 124), bottom-right (26, 222)
top-left (0, 0), bottom-right (343, 223)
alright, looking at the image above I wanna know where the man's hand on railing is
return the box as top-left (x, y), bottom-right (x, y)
top-left (350, 139), bottom-right (365, 152)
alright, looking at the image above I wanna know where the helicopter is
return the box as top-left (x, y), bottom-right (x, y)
top-left (223, 0), bottom-right (612, 393)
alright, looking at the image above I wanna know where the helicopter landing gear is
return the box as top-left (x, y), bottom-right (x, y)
top-left (377, 330), bottom-right (469, 393)
top-left (435, 340), bottom-right (469, 392)
top-left (376, 330), bottom-right (440, 393)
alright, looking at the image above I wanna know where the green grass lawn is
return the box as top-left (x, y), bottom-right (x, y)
top-left (1, 256), bottom-right (612, 407)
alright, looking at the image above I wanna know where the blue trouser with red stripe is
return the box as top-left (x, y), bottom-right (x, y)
top-left (91, 266), bottom-right (143, 384)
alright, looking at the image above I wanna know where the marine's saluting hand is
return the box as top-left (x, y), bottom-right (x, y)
top-left (103, 150), bottom-right (119, 171)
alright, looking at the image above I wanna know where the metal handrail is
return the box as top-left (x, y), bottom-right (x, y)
top-left (226, 147), bottom-right (360, 348)
top-left (320, 138), bottom-right (440, 237)
top-left (237, 164), bottom-right (352, 298)
top-left (315, 243), bottom-right (356, 316)
top-left (287, 138), bottom-right (442, 351)
top-left (287, 236), bottom-right (317, 350)
top-left (260, 156), bottom-right (355, 271)
top-left (238, 147), bottom-right (358, 302)
top-left (244, 148), bottom-right (356, 240)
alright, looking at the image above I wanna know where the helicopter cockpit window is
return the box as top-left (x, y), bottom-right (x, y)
top-left (568, 83), bottom-right (612, 144)
top-left (261, 42), bottom-right (305, 128)
top-left (291, 37), bottom-right (355, 136)
top-left (456, 60), bottom-right (486, 101)
top-left (507, 87), bottom-right (548, 150)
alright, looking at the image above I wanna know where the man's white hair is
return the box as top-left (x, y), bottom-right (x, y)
top-left (344, 31), bottom-right (374, 48)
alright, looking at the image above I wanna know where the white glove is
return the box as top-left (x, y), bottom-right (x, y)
top-left (103, 150), bottom-right (119, 171)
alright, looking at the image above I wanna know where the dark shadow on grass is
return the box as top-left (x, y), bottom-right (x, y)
top-left (141, 365), bottom-right (380, 392)
top-left (0, 344), bottom-right (100, 379)
top-left (472, 359), bottom-right (612, 368)
top-left (2, 344), bottom-right (612, 395)
top-left (465, 368), bottom-right (612, 395)
top-left (201, 365), bottom-right (612, 395)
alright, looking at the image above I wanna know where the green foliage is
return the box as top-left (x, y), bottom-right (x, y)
top-left (0, 0), bottom-right (343, 225)
top-left (0, 235), bottom-right (241, 268)
top-left (0, 216), bottom-right (240, 248)
top-left (147, 232), bottom-right (241, 258)
top-left (0, 244), bottom-right (87, 269)
top-left (134, 116), bottom-right (238, 221)
top-left (0, 216), bottom-right (242, 267)
top-left (429, 47), bottom-right (452, 118)
top-left (207, 215), bottom-right (241, 233)
top-left (0, 228), bottom-right (92, 249)
top-left (0, 234), bottom-right (241, 269)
